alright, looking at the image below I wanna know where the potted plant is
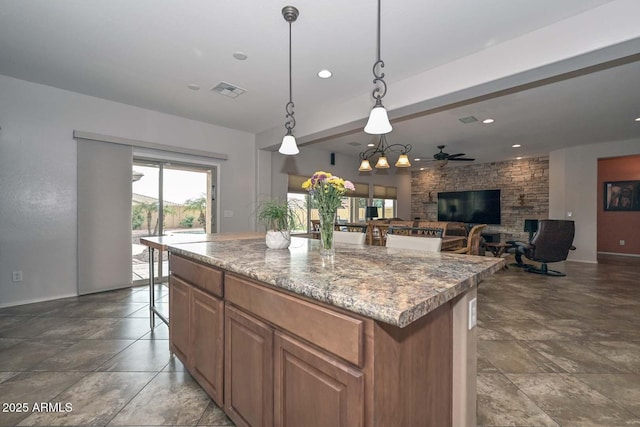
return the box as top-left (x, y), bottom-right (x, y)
top-left (257, 199), bottom-right (300, 249)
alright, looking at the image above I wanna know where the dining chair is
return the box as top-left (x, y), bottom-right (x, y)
top-left (366, 220), bottom-right (390, 246)
top-left (388, 220), bottom-right (414, 235)
top-left (446, 224), bottom-right (486, 255)
top-left (334, 230), bottom-right (366, 245)
top-left (385, 234), bottom-right (442, 252)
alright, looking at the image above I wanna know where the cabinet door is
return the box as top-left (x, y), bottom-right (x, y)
top-left (190, 287), bottom-right (224, 406)
top-left (274, 331), bottom-right (364, 427)
top-left (224, 305), bottom-right (273, 427)
top-left (169, 276), bottom-right (190, 364)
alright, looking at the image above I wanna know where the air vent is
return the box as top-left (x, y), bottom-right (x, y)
top-left (347, 142), bottom-right (361, 146)
top-left (211, 82), bottom-right (246, 98)
top-left (459, 116), bottom-right (478, 124)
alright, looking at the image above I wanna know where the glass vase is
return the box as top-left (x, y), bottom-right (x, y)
top-left (318, 209), bottom-right (337, 257)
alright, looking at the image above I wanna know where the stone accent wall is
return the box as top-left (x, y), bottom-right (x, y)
top-left (411, 157), bottom-right (549, 242)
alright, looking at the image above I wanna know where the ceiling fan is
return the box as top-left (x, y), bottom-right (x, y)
top-left (427, 145), bottom-right (475, 167)
top-left (433, 145), bottom-right (475, 162)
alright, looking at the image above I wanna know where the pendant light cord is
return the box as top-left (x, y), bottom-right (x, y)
top-left (371, 0), bottom-right (386, 103)
top-left (284, 14), bottom-right (296, 133)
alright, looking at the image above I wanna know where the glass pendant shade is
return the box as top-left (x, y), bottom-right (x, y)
top-left (358, 159), bottom-right (372, 172)
top-left (395, 154), bottom-right (411, 168)
top-left (279, 134), bottom-right (299, 155)
top-left (375, 155), bottom-right (390, 169)
top-left (364, 106), bottom-right (392, 135)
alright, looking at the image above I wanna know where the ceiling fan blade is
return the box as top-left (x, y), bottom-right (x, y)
top-left (447, 153), bottom-right (466, 159)
top-left (450, 157), bottom-right (475, 161)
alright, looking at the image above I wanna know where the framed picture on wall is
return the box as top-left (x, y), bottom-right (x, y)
top-left (604, 180), bottom-right (640, 211)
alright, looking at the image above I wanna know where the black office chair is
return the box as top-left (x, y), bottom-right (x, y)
top-left (510, 220), bottom-right (576, 276)
top-left (507, 219), bottom-right (538, 268)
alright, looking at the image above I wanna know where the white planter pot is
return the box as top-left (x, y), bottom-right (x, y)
top-left (265, 230), bottom-right (291, 249)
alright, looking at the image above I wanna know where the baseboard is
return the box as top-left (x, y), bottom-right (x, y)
top-left (0, 292), bottom-right (78, 309)
top-left (566, 259), bottom-right (598, 264)
top-left (78, 283), bottom-right (135, 296)
top-left (597, 251), bottom-right (640, 258)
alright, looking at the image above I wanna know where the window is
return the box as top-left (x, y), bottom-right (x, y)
top-left (371, 198), bottom-right (396, 218)
top-left (372, 185), bottom-right (397, 219)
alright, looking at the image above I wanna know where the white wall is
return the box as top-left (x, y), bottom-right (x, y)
top-left (0, 75), bottom-right (256, 307)
top-left (268, 145), bottom-right (411, 218)
top-left (549, 138), bottom-right (640, 263)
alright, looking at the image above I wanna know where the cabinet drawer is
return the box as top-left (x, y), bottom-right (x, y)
top-left (226, 273), bottom-right (364, 367)
top-left (171, 254), bottom-right (223, 298)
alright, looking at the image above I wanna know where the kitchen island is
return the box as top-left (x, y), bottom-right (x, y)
top-left (167, 236), bottom-right (504, 427)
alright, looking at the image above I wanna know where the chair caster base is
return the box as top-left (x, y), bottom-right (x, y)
top-left (510, 262), bottom-right (533, 268)
top-left (524, 264), bottom-right (566, 277)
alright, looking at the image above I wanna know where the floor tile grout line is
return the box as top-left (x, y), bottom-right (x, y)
top-left (103, 369), bottom-right (164, 427)
top-left (569, 372), bottom-right (640, 421)
top-left (496, 370), bottom-right (562, 427)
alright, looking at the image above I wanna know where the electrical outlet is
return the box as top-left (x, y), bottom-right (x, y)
top-left (12, 270), bottom-right (23, 282)
top-left (468, 298), bottom-right (477, 330)
top-left (620, 240), bottom-right (625, 246)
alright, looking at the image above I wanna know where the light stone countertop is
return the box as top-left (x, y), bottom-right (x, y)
top-left (168, 236), bottom-right (505, 328)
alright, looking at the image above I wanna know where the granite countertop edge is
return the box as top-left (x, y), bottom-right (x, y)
top-left (168, 238), bottom-right (504, 328)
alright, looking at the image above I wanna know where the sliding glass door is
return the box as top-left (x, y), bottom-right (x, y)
top-left (131, 160), bottom-right (216, 284)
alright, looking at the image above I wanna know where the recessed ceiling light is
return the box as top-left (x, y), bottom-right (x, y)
top-left (635, 117), bottom-right (640, 122)
top-left (482, 118), bottom-right (495, 124)
top-left (318, 69), bottom-right (332, 79)
top-left (413, 158), bottom-right (421, 161)
top-left (512, 144), bottom-right (521, 148)
top-left (420, 167), bottom-right (425, 171)
top-left (367, 143), bottom-right (375, 147)
top-left (516, 156), bottom-right (523, 160)
top-left (233, 51), bottom-right (248, 60)
top-left (187, 83), bottom-right (200, 91)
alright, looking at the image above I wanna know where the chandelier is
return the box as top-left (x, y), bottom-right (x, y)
top-left (358, 134), bottom-right (412, 171)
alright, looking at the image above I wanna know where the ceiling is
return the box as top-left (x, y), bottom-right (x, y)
top-left (1, 0), bottom-right (638, 167)
top-left (318, 58), bottom-right (640, 168)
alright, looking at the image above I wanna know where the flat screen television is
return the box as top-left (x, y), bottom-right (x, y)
top-left (437, 189), bottom-right (501, 224)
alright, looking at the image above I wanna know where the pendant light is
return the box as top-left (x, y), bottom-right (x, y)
top-left (364, 0), bottom-right (392, 135)
top-left (279, 6), bottom-right (300, 155)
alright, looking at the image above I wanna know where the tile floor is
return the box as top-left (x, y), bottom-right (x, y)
top-left (0, 257), bottom-right (638, 426)
top-left (477, 258), bottom-right (640, 427)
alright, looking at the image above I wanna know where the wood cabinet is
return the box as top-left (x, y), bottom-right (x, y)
top-left (169, 255), bottom-right (224, 407)
top-left (168, 275), bottom-right (190, 362)
top-left (224, 305), bottom-right (273, 427)
top-left (224, 272), bottom-right (365, 427)
top-left (274, 331), bottom-right (364, 427)
top-left (190, 286), bottom-right (224, 404)
top-left (170, 254), bottom-right (455, 427)
top-left (223, 304), bottom-right (364, 427)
